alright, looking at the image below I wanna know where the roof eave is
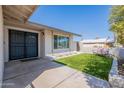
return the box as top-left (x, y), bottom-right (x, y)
top-left (28, 21), bottom-right (81, 37)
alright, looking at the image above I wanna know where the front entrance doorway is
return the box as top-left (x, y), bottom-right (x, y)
top-left (9, 29), bottom-right (38, 60)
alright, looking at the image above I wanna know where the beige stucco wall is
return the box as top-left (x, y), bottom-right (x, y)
top-left (44, 29), bottom-right (52, 55)
top-left (71, 41), bottom-right (77, 51)
top-left (44, 30), bottom-right (75, 55)
top-left (3, 26), bottom-right (45, 62)
top-left (79, 42), bottom-right (106, 53)
top-left (40, 31), bottom-right (45, 58)
top-left (0, 5), bottom-right (4, 87)
top-left (70, 34), bottom-right (75, 51)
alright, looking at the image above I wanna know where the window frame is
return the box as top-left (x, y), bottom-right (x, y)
top-left (53, 35), bottom-right (70, 49)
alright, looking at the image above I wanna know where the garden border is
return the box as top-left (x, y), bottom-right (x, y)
top-left (109, 57), bottom-right (124, 88)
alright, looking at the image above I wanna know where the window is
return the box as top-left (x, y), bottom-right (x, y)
top-left (54, 35), bottom-right (69, 49)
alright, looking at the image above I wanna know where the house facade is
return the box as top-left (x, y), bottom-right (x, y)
top-left (4, 22), bottom-right (80, 62)
top-left (0, 5), bottom-right (81, 87)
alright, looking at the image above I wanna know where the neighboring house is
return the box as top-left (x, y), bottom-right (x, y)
top-left (0, 5), bottom-right (81, 87)
top-left (79, 38), bottom-right (114, 53)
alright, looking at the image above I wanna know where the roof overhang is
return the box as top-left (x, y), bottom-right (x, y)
top-left (3, 5), bottom-right (38, 24)
top-left (28, 21), bottom-right (82, 37)
top-left (2, 5), bottom-right (81, 37)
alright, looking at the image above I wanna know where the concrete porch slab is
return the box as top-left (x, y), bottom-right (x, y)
top-left (32, 66), bottom-right (77, 88)
top-left (3, 58), bottom-right (110, 88)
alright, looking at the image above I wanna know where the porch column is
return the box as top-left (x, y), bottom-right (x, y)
top-left (0, 5), bottom-right (4, 87)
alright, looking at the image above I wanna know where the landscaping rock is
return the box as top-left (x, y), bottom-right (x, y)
top-left (109, 58), bottom-right (124, 88)
top-left (111, 47), bottom-right (124, 60)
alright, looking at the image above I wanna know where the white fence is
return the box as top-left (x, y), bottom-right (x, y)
top-left (80, 47), bottom-right (94, 53)
top-left (79, 42), bottom-right (94, 53)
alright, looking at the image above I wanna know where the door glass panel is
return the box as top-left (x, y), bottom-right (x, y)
top-left (25, 32), bottom-right (38, 58)
top-left (9, 30), bottom-right (25, 60)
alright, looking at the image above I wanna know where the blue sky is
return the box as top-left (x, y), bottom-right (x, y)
top-left (29, 5), bottom-right (113, 41)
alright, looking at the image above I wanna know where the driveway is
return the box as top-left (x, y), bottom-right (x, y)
top-left (3, 58), bottom-right (110, 88)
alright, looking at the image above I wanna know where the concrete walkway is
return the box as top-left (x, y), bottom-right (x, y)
top-left (3, 58), bottom-right (110, 88)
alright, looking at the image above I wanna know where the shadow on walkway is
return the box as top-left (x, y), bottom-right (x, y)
top-left (2, 58), bottom-right (64, 88)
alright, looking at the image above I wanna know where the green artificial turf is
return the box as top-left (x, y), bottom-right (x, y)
top-left (54, 54), bottom-right (112, 80)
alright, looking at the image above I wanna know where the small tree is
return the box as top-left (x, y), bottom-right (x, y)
top-left (109, 6), bottom-right (124, 46)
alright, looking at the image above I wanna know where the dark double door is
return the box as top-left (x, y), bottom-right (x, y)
top-left (9, 30), bottom-right (38, 60)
